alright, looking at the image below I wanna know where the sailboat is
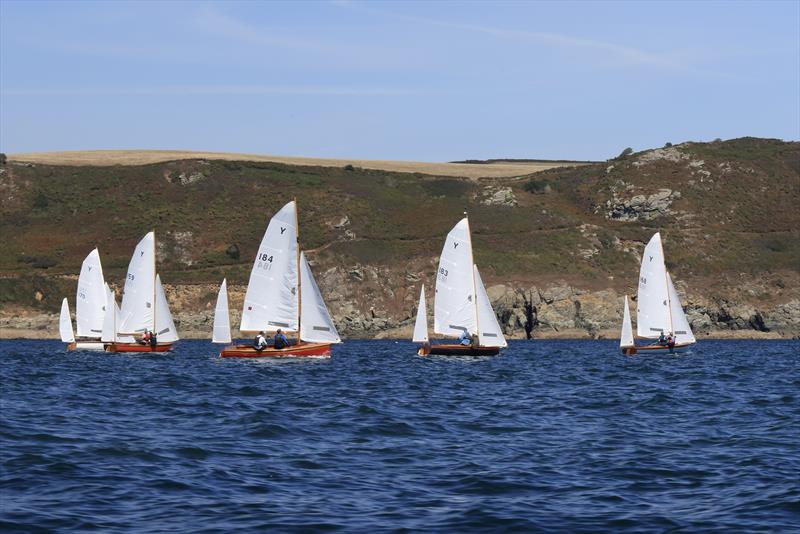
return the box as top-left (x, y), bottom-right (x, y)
top-left (60, 249), bottom-right (108, 350)
top-left (620, 232), bottom-right (696, 355)
top-left (413, 215), bottom-right (507, 356)
top-left (219, 200), bottom-right (341, 358)
top-left (106, 232), bottom-right (179, 352)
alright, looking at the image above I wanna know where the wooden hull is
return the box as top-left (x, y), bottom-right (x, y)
top-left (66, 341), bottom-right (106, 351)
top-left (422, 343), bottom-right (501, 356)
top-left (105, 342), bottom-right (174, 353)
top-left (220, 342), bottom-right (332, 358)
top-left (621, 342), bottom-right (693, 355)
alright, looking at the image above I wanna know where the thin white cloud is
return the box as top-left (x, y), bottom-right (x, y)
top-left (1, 85), bottom-right (424, 97)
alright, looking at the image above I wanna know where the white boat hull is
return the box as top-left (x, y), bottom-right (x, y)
top-left (68, 341), bottom-right (106, 351)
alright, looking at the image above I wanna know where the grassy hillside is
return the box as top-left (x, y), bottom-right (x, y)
top-left (1, 138), bottom-right (798, 330)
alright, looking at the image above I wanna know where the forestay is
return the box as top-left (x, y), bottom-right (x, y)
top-left (474, 266), bottom-right (507, 348)
top-left (241, 201), bottom-right (299, 333)
top-left (76, 248), bottom-right (106, 338)
top-left (620, 295), bottom-right (635, 348)
top-left (212, 279), bottom-right (232, 344)
top-left (59, 298), bottom-right (75, 343)
top-left (667, 273), bottom-right (696, 344)
top-left (636, 232), bottom-right (671, 338)
top-left (299, 252), bottom-right (341, 343)
top-left (119, 232), bottom-right (156, 334)
top-left (434, 218), bottom-right (477, 338)
top-left (154, 274), bottom-right (179, 343)
top-left (412, 285), bottom-right (429, 344)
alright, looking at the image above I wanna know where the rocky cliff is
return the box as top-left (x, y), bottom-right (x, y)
top-left (1, 138), bottom-right (798, 339)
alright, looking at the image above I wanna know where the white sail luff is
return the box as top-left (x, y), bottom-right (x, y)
top-left (434, 218), bottom-right (478, 338)
top-left (119, 232), bottom-right (156, 334)
top-left (212, 279), bottom-right (232, 344)
top-left (620, 295), bottom-right (635, 348)
top-left (666, 273), bottom-right (696, 344)
top-left (59, 298), bottom-right (75, 343)
top-left (474, 266), bottom-right (507, 348)
top-left (240, 201), bottom-right (299, 333)
top-left (154, 274), bottom-right (179, 342)
top-left (636, 232), bottom-right (671, 338)
top-left (299, 252), bottom-right (341, 343)
top-left (412, 285), bottom-right (429, 343)
top-left (76, 248), bottom-right (106, 338)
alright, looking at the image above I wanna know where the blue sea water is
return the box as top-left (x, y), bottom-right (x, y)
top-left (1, 339), bottom-right (798, 532)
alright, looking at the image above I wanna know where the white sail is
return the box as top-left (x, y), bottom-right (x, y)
top-left (620, 295), bottom-right (635, 348)
top-left (101, 284), bottom-right (116, 343)
top-left (154, 274), bottom-right (179, 343)
top-left (412, 285), bottom-right (429, 343)
top-left (240, 201), bottom-right (299, 333)
top-left (75, 248), bottom-right (106, 338)
top-left (212, 278), bottom-right (232, 344)
top-left (667, 273), bottom-right (696, 345)
top-left (434, 218), bottom-right (477, 338)
top-left (119, 232), bottom-right (156, 334)
top-left (636, 232), bottom-right (671, 339)
top-left (299, 252), bottom-right (341, 343)
top-left (474, 266), bottom-right (507, 348)
top-left (59, 298), bottom-right (75, 343)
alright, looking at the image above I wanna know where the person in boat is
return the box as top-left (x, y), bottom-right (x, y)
top-left (140, 330), bottom-right (151, 345)
top-left (458, 330), bottom-right (471, 346)
top-left (666, 334), bottom-right (675, 347)
top-left (657, 332), bottom-right (667, 345)
top-left (254, 331), bottom-right (268, 351)
top-left (149, 330), bottom-right (157, 348)
top-left (273, 329), bottom-right (289, 350)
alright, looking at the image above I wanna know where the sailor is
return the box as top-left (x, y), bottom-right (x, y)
top-left (458, 330), bottom-right (471, 346)
top-left (149, 330), bottom-right (157, 348)
top-left (254, 331), bottom-right (268, 351)
top-left (273, 329), bottom-right (289, 350)
top-left (657, 332), bottom-right (667, 345)
top-left (140, 330), bottom-right (151, 345)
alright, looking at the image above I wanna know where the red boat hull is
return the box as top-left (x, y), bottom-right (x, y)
top-left (106, 342), bottom-right (174, 353)
top-left (621, 342), bottom-right (692, 355)
top-left (421, 343), bottom-right (501, 356)
top-left (220, 342), bottom-right (332, 358)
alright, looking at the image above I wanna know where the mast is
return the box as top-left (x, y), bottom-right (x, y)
top-left (660, 235), bottom-right (674, 335)
top-left (294, 198), bottom-right (302, 341)
top-left (465, 211), bottom-right (480, 345)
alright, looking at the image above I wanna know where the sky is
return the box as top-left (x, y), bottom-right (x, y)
top-left (1, 0), bottom-right (798, 161)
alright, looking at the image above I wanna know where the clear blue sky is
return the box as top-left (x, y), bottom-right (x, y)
top-left (1, 0), bottom-right (798, 161)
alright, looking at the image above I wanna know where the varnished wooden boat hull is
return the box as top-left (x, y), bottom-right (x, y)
top-left (621, 342), bottom-right (693, 355)
top-left (66, 341), bottom-right (106, 351)
top-left (105, 342), bottom-right (174, 353)
top-left (220, 342), bottom-right (332, 358)
top-left (421, 343), bottom-right (501, 356)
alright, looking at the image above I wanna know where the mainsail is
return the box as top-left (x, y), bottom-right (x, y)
top-left (434, 218), bottom-right (477, 338)
top-left (620, 295), bottom-right (635, 348)
top-left (240, 201), bottom-right (299, 333)
top-left (59, 298), bottom-right (75, 343)
top-left (212, 279), bottom-right (232, 344)
top-left (76, 248), bottom-right (106, 338)
top-left (636, 232), bottom-right (671, 338)
top-left (154, 274), bottom-right (179, 343)
top-left (299, 252), bottom-right (341, 343)
top-left (474, 266), bottom-right (507, 348)
top-left (667, 273), bottom-right (696, 344)
top-left (119, 232), bottom-right (156, 334)
top-left (412, 285), bottom-right (429, 343)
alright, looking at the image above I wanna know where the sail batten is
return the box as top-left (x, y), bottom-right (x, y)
top-left (412, 285), bottom-right (429, 343)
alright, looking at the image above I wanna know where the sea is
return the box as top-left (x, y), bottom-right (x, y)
top-left (1, 339), bottom-right (798, 532)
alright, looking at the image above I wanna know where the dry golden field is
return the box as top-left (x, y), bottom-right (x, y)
top-left (9, 150), bottom-right (588, 178)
